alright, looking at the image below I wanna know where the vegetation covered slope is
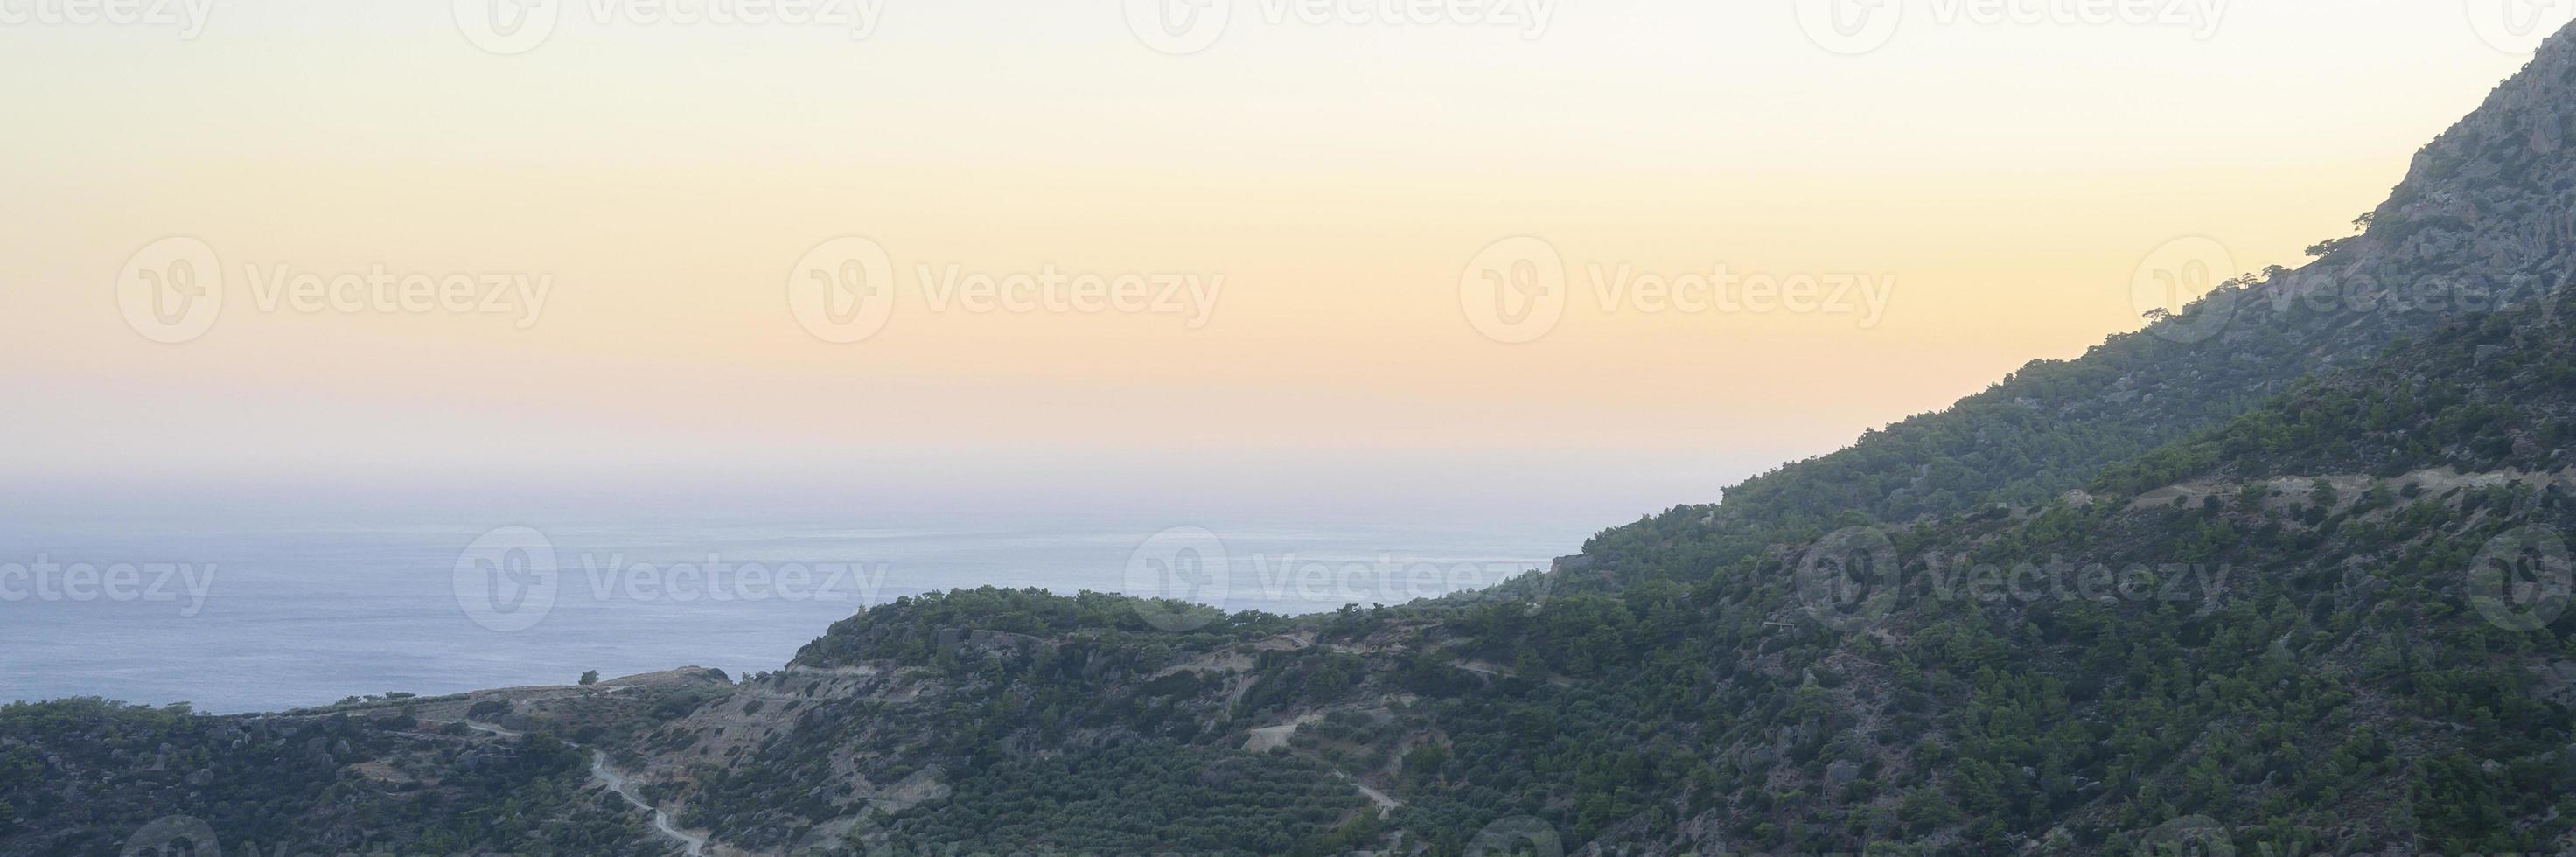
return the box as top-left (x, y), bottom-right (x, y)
top-left (596, 26), bottom-right (2576, 855)
top-left (1669, 17), bottom-right (2576, 540)
top-left (16, 19), bottom-right (2576, 857)
top-left (610, 289), bottom-right (2576, 856)
top-left (0, 697), bottom-right (678, 856)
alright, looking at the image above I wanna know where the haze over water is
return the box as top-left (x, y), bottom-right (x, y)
top-left (0, 504), bottom-right (1588, 714)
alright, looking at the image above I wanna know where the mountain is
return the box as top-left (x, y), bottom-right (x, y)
top-left (17, 23), bottom-right (2576, 857)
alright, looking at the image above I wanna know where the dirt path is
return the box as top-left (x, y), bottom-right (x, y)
top-left (1244, 714), bottom-right (1322, 752)
top-left (593, 750), bottom-right (710, 857)
top-left (463, 721), bottom-right (709, 856)
top-left (1336, 770), bottom-right (1400, 819)
top-left (463, 721), bottom-right (520, 738)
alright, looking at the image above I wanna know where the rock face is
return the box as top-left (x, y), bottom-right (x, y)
top-left (1697, 27), bottom-right (2576, 536)
top-left (2360, 28), bottom-right (2576, 278)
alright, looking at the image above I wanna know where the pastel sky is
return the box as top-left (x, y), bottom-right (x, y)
top-left (1, 0), bottom-right (2565, 525)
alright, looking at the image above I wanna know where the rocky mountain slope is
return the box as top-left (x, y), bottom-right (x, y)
top-left (17, 21), bottom-right (2576, 857)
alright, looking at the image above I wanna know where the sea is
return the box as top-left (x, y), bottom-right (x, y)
top-left (0, 511), bottom-right (1588, 713)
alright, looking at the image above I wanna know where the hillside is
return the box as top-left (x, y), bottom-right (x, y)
top-left (13, 21), bottom-right (2576, 857)
top-left (570, 290), bottom-right (2576, 855)
top-left (1672, 17), bottom-right (2576, 538)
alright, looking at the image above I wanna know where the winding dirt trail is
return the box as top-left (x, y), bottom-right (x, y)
top-left (592, 750), bottom-right (710, 857)
top-left (463, 721), bottom-right (709, 856)
top-left (1337, 770), bottom-right (1400, 819)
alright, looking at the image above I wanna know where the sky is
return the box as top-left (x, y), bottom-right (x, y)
top-left (2, 0), bottom-right (2569, 528)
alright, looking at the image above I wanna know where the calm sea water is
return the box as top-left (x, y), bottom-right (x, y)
top-left (0, 512), bottom-right (1583, 713)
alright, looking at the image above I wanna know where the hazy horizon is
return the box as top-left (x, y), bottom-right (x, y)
top-left (10, 2), bottom-right (2570, 527)
top-left (10, 5), bottom-right (2576, 854)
